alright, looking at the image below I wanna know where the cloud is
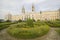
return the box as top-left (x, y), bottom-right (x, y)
top-left (35, 0), bottom-right (60, 11)
top-left (23, 0), bottom-right (45, 4)
top-left (0, 0), bottom-right (60, 19)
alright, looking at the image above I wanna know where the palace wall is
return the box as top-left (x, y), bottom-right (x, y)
top-left (5, 10), bottom-right (60, 21)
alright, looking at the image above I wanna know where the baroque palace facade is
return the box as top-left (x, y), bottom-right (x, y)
top-left (5, 5), bottom-right (60, 21)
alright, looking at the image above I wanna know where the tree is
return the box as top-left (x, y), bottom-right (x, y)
top-left (0, 19), bottom-right (4, 23)
top-left (32, 19), bottom-right (35, 22)
top-left (18, 19), bottom-right (22, 22)
top-left (5, 20), bottom-right (11, 22)
top-left (26, 18), bottom-right (34, 27)
top-left (40, 11), bottom-right (42, 14)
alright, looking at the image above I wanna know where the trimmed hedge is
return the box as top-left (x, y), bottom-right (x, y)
top-left (7, 24), bottom-right (50, 39)
top-left (0, 22), bottom-right (14, 30)
top-left (46, 20), bottom-right (60, 27)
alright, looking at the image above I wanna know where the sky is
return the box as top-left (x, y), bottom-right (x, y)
top-left (0, 0), bottom-right (60, 19)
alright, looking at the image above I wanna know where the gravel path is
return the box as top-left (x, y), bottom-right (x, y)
top-left (45, 28), bottom-right (60, 40)
top-left (0, 28), bottom-right (60, 40)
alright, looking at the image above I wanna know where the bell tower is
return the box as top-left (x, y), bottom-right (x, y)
top-left (32, 4), bottom-right (35, 12)
top-left (22, 6), bottom-right (25, 14)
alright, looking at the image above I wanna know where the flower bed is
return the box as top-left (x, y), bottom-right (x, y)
top-left (7, 23), bottom-right (50, 39)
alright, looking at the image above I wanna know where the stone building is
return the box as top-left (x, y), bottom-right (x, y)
top-left (5, 5), bottom-right (60, 21)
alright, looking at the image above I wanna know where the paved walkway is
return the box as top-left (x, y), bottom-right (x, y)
top-left (0, 28), bottom-right (60, 40)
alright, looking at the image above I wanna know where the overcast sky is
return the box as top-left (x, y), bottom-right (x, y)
top-left (0, 0), bottom-right (60, 19)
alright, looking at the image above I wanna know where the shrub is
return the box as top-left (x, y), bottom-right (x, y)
top-left (34, 21), bottom-right (47, 26)
top-left (5, 20), bottom-right (11, 22)
top-left (32, 19), bottom-right (35, 22)
top-left (0, 19), bottom-right (4, 23)
top-left (0, 22), bottom-right (14, 30)
top-left (46, 20), bottom-right (60, 27)
top-left (26, 18), bottom-right (34, 27)
top-left (10, 23), bottom-right (27, 28)
top-left (56, 19), bottom-right (60, 21)
top-left (18, 19), bottom-right (22, 22)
